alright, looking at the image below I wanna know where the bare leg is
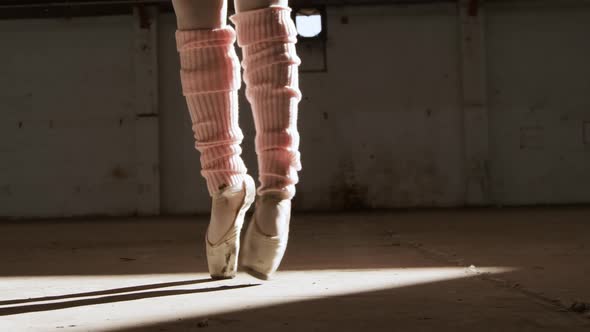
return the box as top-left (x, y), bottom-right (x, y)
top-left (234, 0), bottom-right (288, 12)
top-left (172, 0), bottom-right (228, 29)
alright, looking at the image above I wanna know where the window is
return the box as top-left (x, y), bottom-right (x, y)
top-left (292, 7), bottom-right (327, 72)
top-left (295, 8), bottom-right (323, 38)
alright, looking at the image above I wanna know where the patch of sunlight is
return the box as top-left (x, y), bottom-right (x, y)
top-left (0, 267), bottom-right (515, 331)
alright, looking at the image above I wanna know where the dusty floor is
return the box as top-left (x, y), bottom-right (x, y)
top-left (1, 207), bottom-right (589, 331)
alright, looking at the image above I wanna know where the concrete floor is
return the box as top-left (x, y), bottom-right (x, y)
top-left (1, 207), bottom-right (589, 331)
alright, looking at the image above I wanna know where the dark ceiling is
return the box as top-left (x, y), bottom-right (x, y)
top-left (0, 0), bottom-right (458, 19)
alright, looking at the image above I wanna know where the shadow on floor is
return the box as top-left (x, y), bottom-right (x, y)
top-left (3, 211), bottom-right (590, 330)
top-left (101, 273), bottom-right (588, 332)
top-left (0, 283), bottom-right (259, 316)
top-left (0, 278), bottom-right (214, 305)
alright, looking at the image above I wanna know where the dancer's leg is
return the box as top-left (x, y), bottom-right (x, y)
top-left (234, 0), bottom-right (287, 12)
top-left (231, 1), bottom-right (302, 236)
top-left (173, 0), bottom-right (227, 29)
top-left (173, 0), bottom-right (252, 245)
top-left (230, 1), bottom-right (301, 279)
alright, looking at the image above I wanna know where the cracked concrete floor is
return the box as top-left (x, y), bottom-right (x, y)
top-left (1, 206), bottom-right (589, 331)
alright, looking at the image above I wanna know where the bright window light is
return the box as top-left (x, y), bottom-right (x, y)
top-left (295, 9), bottom-right (322, 38)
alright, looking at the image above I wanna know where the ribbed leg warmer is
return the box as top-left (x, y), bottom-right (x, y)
top-left (230, 6), bottom-right (302, 199)
top-left (175, 26), bottom-right (248, 196)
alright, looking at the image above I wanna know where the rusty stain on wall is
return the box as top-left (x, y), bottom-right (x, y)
top-left (330, 144), bottom-right (448, 209)
top-left (136, 5), bottom-right (152, 30)
top-left (110, 166), bottom-right (129, 180)
top-left (329, 158), bottom-right (369, 210)
top-left (467, 0), bottom-right (479, 17)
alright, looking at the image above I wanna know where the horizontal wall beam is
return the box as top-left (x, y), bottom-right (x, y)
top-left (0, 0), bottom-right (452, 6)
top-left (0, 0), bottom-right (454, 19)
top-left (2, 0), bottom-right (587, 20)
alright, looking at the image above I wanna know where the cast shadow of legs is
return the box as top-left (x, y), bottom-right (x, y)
top-left (0, 278), bottom-right (215, 306)
top-left (0, 281), bottom-right (259, 316)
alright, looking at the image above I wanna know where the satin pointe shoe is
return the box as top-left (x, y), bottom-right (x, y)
top-left (205, 175), bottom-right (256, 279)
top-left (241, 193), bottom-right (292, 280)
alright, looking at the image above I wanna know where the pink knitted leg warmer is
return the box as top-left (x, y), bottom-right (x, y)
top-left (175, 26), bottom-right (248, 196)
top-left (230, 6), bottom-right (302, 199)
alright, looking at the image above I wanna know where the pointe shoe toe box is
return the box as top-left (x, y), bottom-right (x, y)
top-left (241, 213), bottom-right (290, 279)
top-left (205, 175), bottom-right (256, 279)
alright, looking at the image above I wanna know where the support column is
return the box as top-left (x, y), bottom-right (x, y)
top-left (459, 0), bottom-right (491, 205)
top-left (133, 5), bottom-right (160, 215)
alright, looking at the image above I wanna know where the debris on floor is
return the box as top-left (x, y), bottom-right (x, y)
top-left (197, 318), bottom-right (209, 328)
top-left (119, 257), bottom-right (137, 261)
top-left (569, 301), bottom-right (589, 313)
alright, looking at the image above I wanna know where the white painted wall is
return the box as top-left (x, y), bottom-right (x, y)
top-left (1, 1), bottom-right (589, 218)
top-left (158, 13), bottom-right (214, 214)
top-left (159, 4), bottom-right (464, 213)
top-left (296, 5), bottom-right (465, 209)
top-left (486, 2), bottom-right (590, 205)
top-left (0, 16), bottom-right (138, 218)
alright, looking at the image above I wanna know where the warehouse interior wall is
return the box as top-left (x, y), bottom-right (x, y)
top-left (486, 2), bottom-right (590, 205)
top-left (1, 0), bottom-right (589, 218)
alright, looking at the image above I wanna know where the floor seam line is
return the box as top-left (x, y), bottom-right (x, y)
top-left (398, 237), bottom-right (590, 325)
